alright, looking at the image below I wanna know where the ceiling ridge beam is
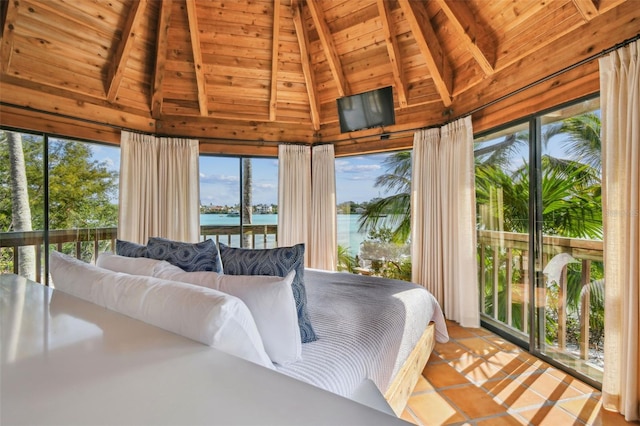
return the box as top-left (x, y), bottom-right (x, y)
top-left (306, 0), bottom-right (349, 97)
top-left (152, 0), bottom-right (172, 119)
top-left (398, 0), bottom-right (453, 107)
top-left (433, 0), bottom-right (496, 76)
top-left (572, 0), bottom-right (600, 22)
top-left (292, 1), bottom-right (320, 131)
top-left (269, 0), bottom-right (281, 121)
top-left (185, 0), bottom-right (208, 116)
top-left (377, 0), bottom-right (408, 108)
top-left (106, 0), bottom-right (148, 102)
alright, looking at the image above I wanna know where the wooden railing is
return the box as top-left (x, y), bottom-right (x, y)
top-left (477, 229), bottom-right (603, 361)
top-left (0, 225), bottom-right (278, 283)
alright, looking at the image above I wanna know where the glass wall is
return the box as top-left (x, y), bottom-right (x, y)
top-left (0, 129), bottom-right (120, 284)
top-left (474, 97), bottom-right (604, 385)
top-left (335, 150), bottom-right (412, 279)
top-left (199, 155), bottom-right (278, 249)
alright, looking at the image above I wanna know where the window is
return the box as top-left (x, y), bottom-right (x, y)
top-left (335, 151), bottom-right (412, 279)
top-left (0, 129), bottom-right (119, 284)
top-left (199, 155), bottom-right (278, 249)
top-left (475, 96), bottom-right (604, 386)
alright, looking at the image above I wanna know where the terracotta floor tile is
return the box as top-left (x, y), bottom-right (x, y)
top-left (485, 352), bottom-right (541, 377)
top-left (456, 337), bottom-right (503, 357)
top-left (412, 375), bottom-right (435, 393)
top-left (565, 376), bottom-right (599, 394)
top-left (559, 395), bottom-right (602, 424)
top-left (422, 361), bottom-right (470, 388)
top-left (518, 404), bottom-right (582, 425)
top-left (468, 327), bottom-right (495, 337)
top-left (427, 351), bottom-right (445, 364)
top-left (455, 354), bottom-right (507, 385)
top-left (589, 407), bottom-right (639, 425)
top-left (519, 372), bottom-right (583, 401)
top-left (407, 392), bottom-right (467, 425)
top-left (483, 376), bottom-right (547, 410)
top-left (440, 384), bottom-right (507, 418)
top-left (434, 340), bottom-right (469, 361)
top-left (483, 335), bottom-right (522, 352)
top-left (406, 323), bottom-right (617, 426)
top-left (475, 414), bottom-right (527, 425)
top-left (445, 324), bottom-right (477, 339)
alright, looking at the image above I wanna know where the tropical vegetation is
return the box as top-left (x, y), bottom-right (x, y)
top-left (0, 131), bottom-right (119, 277)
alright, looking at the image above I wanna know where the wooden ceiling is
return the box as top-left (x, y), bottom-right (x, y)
top-left (0, 0), bottom-right (639, 156)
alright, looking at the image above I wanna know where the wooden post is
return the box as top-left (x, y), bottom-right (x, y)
top-left (558, 264), bottom-right (568, 351)
top-left (580, 260), bottom-right (591, 360)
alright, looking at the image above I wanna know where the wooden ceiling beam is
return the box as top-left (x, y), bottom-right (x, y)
top-left (433, 0), bottom-right (496, 76)
top-left (292, 1), bottom-right (320, 130)
top-left (572, 0), bottom-right (600, 21)
top-left (106, 0), bottom-right (148, 102)
top-left (0, 0), bottom-right (19, 74)
top-left (152, 0), bottom-right (172, 118)
top-left (305, 0), bottom-right (349, 97)
top-left (185, 0), bottom-right (208, 116)
top-left (269, 0), bottom-right (281, 121)
top-left (377, 0), bottom-right (408, 108)
top-left (398, 0), bottom-right (453, 107)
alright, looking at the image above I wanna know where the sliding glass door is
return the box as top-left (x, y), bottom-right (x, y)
top-left (475, 97), bottom-right (604, 385)
top-left (534, 99), bottom-right (604, 383)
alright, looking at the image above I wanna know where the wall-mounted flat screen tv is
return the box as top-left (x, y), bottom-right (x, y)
top-left (336, 86), bottom-right (395, 133)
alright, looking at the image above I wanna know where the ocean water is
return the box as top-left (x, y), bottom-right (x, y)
top-left (200, 213), bottom-right (366, 256)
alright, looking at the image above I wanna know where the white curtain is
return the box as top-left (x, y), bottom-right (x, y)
top-left (310, 144), bottom-right (337, 270)
top-left (600, 39), bottom-right (639, 422)
top-left (278, 144), bottom-right (311, 265)
top-left (411, 116), bottom-right (479, 327)
top-left (119, 131), bottom-right (200, 244)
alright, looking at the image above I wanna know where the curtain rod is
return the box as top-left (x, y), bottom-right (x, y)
top-left (2, 34), bottom-right (638, 145)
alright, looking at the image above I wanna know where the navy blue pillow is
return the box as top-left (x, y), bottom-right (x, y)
top-left (218, 242), bottom-right (317, 343)
top-left (147, 237), bottom-right (223, 273)
top-left (116, 239), bottom-right (148, 258)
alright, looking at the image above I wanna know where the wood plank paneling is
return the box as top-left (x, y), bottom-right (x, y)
top-left (0, 0), bottom-right (638, 155)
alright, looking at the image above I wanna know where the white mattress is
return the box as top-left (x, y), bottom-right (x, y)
top-left (276, 269), bottom-right (449, 398)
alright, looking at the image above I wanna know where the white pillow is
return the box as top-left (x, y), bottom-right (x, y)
top-left (49, 251), bottom-right (274, 369)
top-left (96, 251), bottom-right (170, 276)
top-left (153, 262), bottom-right (301, 365)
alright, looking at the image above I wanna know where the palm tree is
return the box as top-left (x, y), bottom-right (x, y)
top-left (357, 151), bottom-right (412, 244)
top-left (242, 158), bottom-right (253, 248)
top-left (4, 131), bottom-right (36, 279)
top-left (560, 112), bottom-right (601, 172)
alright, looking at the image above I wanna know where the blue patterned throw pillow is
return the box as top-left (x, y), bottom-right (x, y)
top-left (116, 239), bottom-right (148, 258)
top-left (147, 237), bottom-right (223, 273)
top-left (218, 242), bottom-right (317, 343)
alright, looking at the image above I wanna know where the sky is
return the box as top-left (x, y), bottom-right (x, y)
top-left (91, 144), bottom-right (395, 207)
top-left (199, 152), bottom-right (396, 207)
top-left (90, 130), bottom-right (580, 208)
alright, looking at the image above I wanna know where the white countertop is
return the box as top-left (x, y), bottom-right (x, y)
top-left (1, 274), bottom-right (411, 425)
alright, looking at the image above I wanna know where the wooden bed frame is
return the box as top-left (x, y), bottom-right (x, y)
top-left (383, 322), bottom-right (436, 416)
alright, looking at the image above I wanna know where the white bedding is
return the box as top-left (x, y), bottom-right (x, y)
top-left (276, 269), bottom-right (449, 398)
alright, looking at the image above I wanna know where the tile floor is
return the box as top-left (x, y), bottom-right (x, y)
top-left (400, 320), bottom-right (638, 426)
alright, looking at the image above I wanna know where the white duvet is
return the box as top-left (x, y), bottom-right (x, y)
top-left (276, 269), bottom-right (449, 398)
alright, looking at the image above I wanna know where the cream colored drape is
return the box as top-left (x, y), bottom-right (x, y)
top-left (600, 39), bottom-right (639, 422)
top-left (278, 144), bottom-right (311, 265)
top-left (411, 116), bottom-right (479, 327)
top-left (119, 131), bottom-right (200, 244)
top-left (310, 144), bottom-right (337, 270)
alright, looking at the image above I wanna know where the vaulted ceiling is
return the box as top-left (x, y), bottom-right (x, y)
top-left (1, 0), bottom-right (639, 156)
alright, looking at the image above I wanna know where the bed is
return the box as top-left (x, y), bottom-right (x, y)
top-left (50, 244), bottom-right (449, 417)
top-left (277, 268), bottom-right (449, 415)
